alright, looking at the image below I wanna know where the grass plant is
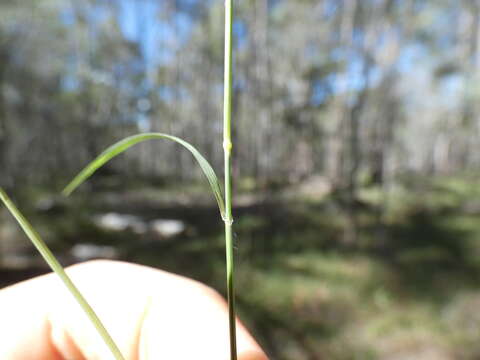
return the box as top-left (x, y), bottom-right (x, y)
top-left (0, 1), bottom-right (238, 359)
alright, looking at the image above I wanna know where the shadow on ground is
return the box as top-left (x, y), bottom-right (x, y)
top-left (2, 181), bottom-right (480, 359)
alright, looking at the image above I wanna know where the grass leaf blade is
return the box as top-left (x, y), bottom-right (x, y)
top-left (0, 188), bottom-right (126, 360)
top-left (62, 133), bottom-right (225, 219)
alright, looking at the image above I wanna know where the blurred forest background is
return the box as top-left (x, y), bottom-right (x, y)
top-left (3, 0), bottom-right (480, 359)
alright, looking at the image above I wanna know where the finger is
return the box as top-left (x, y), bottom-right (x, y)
top-left (60, 260), bottom-right (268, 360)
top-left (0, 262), bottom-right (150, 360)
top-left (0, 260), bottom-right (268, 360)
top-left (139, 274), bottom-right (266, 359)
top-left (0, 273), bottom-right (64, 360)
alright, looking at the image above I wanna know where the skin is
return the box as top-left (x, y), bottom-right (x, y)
top-left (0, 260), bottom-right (268, 360)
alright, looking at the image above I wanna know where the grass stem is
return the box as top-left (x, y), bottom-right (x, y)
top-left (223, 0), bottom-right (237, 359)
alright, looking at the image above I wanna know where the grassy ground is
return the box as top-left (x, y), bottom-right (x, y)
top-left (3, 175), bottom-right (480, 359)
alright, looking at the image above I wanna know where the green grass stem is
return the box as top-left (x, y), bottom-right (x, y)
top-left (0, 188), bottom-right (126, 360)
top-left (223, 0), bottom-right (237, 359)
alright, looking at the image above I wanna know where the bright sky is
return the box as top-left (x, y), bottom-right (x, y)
top-left (118, 0), bottom-right (195, 66)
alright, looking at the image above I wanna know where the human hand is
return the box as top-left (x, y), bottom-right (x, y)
top-left (0, 260), bottom-right (268, 360)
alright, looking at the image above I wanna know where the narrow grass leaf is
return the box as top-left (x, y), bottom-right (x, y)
top-left (62, 133), bottom-right (225, 219)
top-left (0, 188), bottom-right (126, 360)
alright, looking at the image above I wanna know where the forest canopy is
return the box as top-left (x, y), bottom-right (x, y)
top-left (1, 0), bottom-right (478, 191)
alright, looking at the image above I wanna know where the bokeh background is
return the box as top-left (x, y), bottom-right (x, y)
top-left (2, 0), bottom-right (480, 358)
